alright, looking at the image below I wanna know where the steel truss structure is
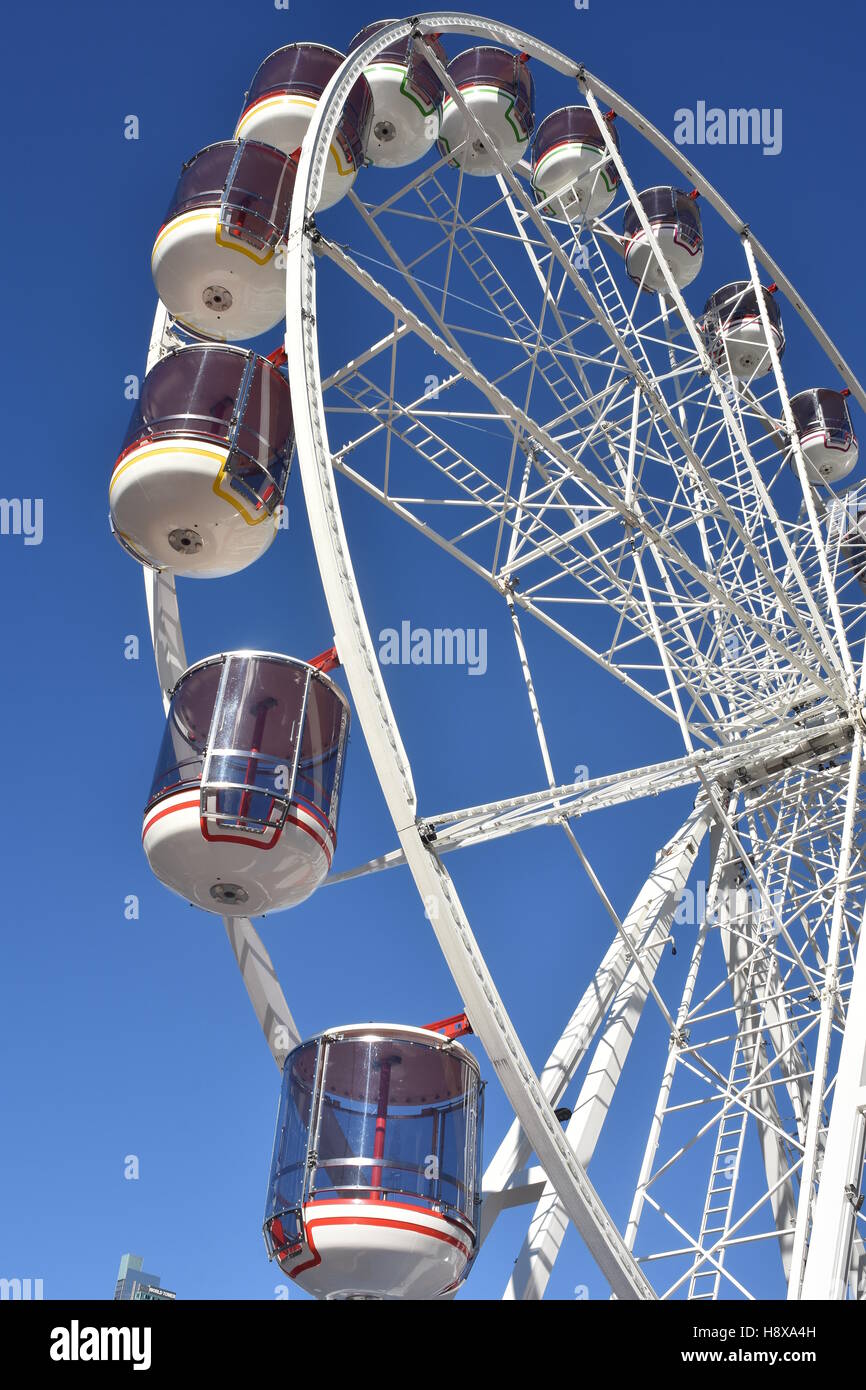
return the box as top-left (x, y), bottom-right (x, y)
top-left (139, 15), bottom-right (866, 1299)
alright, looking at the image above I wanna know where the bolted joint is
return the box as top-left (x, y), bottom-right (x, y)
top-left (671, 1027), bottom-right (690, 1048)
top-left (418, 821), bottom-right (437, 846)
top-left (304, 217), bottom-right (323, 251)
top-left (844, 1183), bottom-right (864, 1213)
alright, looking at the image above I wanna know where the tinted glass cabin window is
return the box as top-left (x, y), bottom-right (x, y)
top-left (122, 347), bottom-right (246, 454)
top-left (228, 357), bottom-right (295, 509)
top-left (349, 23), bottom-right (446, 107)
top-left (120, 347), bottom-right (294, 508)
top-left (244, 44), bottom-right (372, 164)
top-left (204, 657), bottom-right (308, 831)
top-left (295, 675), bottom-right (348, 825)
top-left (308, 1038), bottom-right (481, 1220)
top-left (338, 77), bottom-right (373, 164)
top-left (147, 662), bottom-right (222, 807)
top-left (164, 141), bottom-right (294, 251)
top-left (265, 1035), bottom-right (482, 1225)
top-left (817, 389), bottom-right (853, 437)
top-left (703, 281), bottom-right (781, 331)
top-left (448, 45), bottom-right (534, 101)
top-left (164, 142), bottom-right (236, 222)
top-left (791, 391), bottom-right (818, 436)
top-left (623, 187), bottom-right (701, 243)
top-left (533, 105), bottom-right (620, 162)
top-left (247, 43), bottom-right (344, 104)
top-left (445, 46), bottom-right (534, 139)
top-left (219, 141), bottom-right (295, 251)
top-left (264, 1039), bottom-right (317, 1246)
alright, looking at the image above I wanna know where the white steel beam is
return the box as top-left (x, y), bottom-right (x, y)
top-left (788, 731), bottom-right (864, 1296)
top-left (143, 568), bottom-right (187, 714)
top-left (580, 85), bottom-right (848, 689)
top-left (420, 37), bottom-right (845, 694)
top-left (288, 34), bottom-right (655, 1297)
top-left (741, 237), bottom-right (856, 695)
top-left (801, 898), bottom-right (866, 1298)
top-left (625, 819), bottom-right (731, 1251)
top-left (223, 918), bottom-right (301, 1070)
top-left (325, 713), bottom-right (853, 884)
top-left (139, 306), bottom-right (300, 1074)
top-left (317, 235), bottom-right (837, 703)
top-left (141, 299), bottom-right (188, 713)
top-left (717, 881), bottom-right (799, 1284)
top-left (274, 11), bottom-right (866, 1304)
top-left (504, 893), bottom-right (673, 1298)
top-left (481, 806), bottom-right (707, 1237)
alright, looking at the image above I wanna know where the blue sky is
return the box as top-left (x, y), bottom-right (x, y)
top-left (1, 0), bottom-right (864, 1302)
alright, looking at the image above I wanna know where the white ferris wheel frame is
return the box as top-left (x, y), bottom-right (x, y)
top-left (136, 12), bottom-right (866, 1301)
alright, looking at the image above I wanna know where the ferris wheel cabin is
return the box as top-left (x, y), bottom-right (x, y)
top-left (437, 45), bottom-right (534, 175)
top-left (110, 345), bottom-right (293, 577)
top-left (264, 1024), bottom-right (483, 1300)
top-left (142, 652), bottom-right (350, 916)
top-left (349, 22), bottom-right (446, 167)
top-left (531, 105), bottom-right (620, 221)
top-left (234, 44), bottom-right (372, 209)
top-left (701, 281), bottom-right (785, 381)
top-left (623, 186), bottom-right (704, 293)
top-left (790, 388), bottom-right (858, 484)
top-left (151, 140), bottom-right (296, 340)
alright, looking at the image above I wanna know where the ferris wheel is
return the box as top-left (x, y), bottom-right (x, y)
top-left (111, 13), bottom-right (866, 1301)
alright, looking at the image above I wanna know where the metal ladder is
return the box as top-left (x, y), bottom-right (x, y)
top-left (688, 948), bottom-right (771, 1299)
top-left (415, 175), bottom-right (592, 427)
top-left (332, 368), bottom-right (507, 516)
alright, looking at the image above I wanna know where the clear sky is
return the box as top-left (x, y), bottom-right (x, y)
top-left (1, 0), bottom-right (863, 1303)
